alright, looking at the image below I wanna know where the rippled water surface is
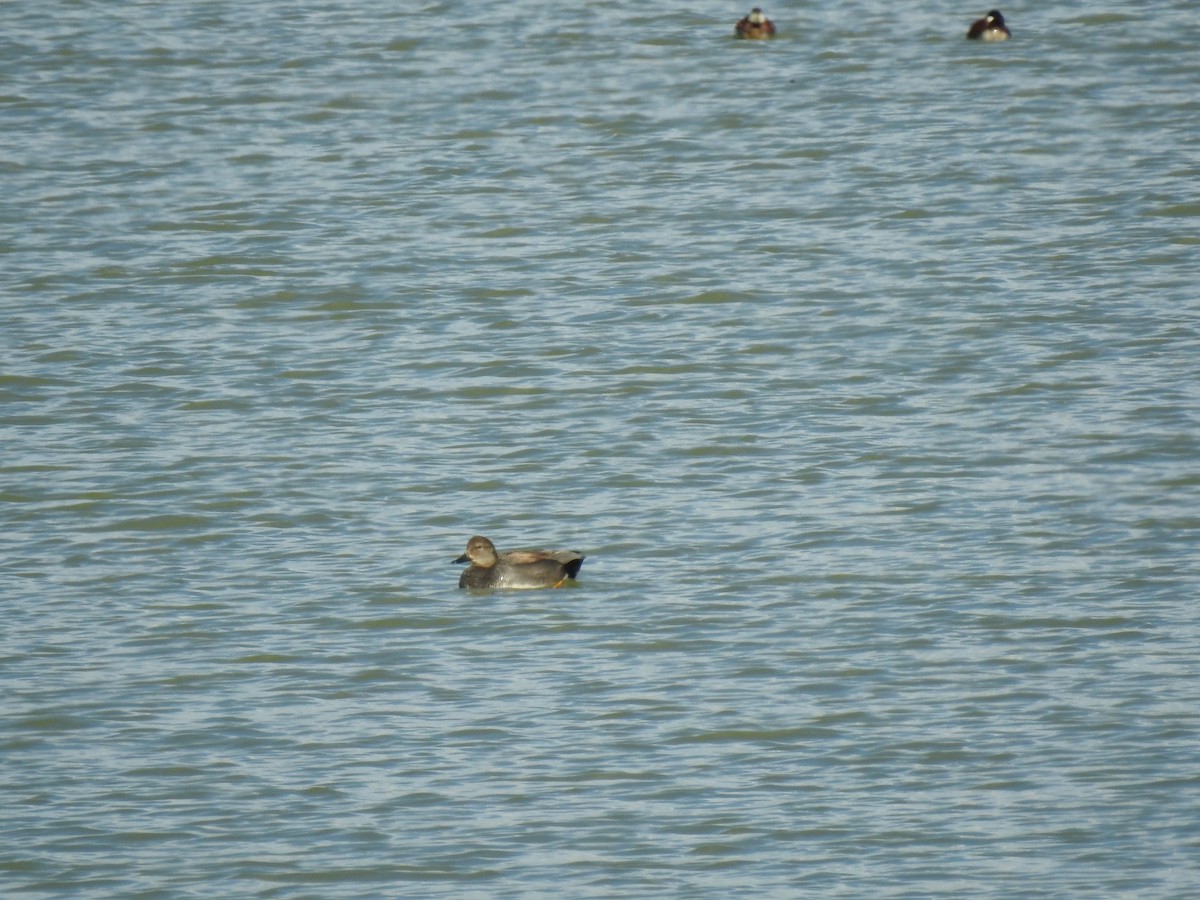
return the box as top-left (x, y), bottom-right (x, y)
top-left (3, 1), bottom-right (1200, 895)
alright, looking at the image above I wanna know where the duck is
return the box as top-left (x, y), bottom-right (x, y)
top-left (735, 7), bottom-right (776, 40)
top-left (454, 535), bottom-right (586, 590)
top-left (967, 9), bottom-right (1011, 41)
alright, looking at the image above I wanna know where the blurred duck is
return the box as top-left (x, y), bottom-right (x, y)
top-left (454, 535), bottom-right (586, 590)
top-left (967, 9), bottom-right (1011, 41)
top-left (735, 7), bottom-right (776, 40)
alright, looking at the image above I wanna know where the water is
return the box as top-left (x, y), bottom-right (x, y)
top-left (3, 1), bottom-right (1199, 895)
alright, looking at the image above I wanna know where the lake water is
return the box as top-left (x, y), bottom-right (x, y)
top-left (3, 1), bottom-right (1199, 895)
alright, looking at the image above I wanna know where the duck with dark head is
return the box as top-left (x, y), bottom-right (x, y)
top-left (735, 7), bottom-right (776, 40)
top-left (967, 10), bottom-right (1011, 41)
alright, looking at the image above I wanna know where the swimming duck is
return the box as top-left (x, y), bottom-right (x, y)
top-left (735, 7), bottom-right (776, 40)
top-left (967, 9), bottom-right (1011, 41)
top-left (454, 535), bottom-right (586, 590)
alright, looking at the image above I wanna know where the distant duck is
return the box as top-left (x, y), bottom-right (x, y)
top-left (735, 7), bottom-right (776, 40)
top-left (967, 9), bottom-right (1011, 41)
top-left (454, 535), bottom-right (586, 590)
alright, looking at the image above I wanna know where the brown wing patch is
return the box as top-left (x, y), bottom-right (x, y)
top-left (505, 550), bottom-right (549, 564)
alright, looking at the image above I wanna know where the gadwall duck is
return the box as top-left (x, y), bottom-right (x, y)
top-left (735, 7), bottom-right (776, 40)
top-left (967, 10), bottom-right (1010, 41)
top-left (454, 535), bottom-right (586, 590)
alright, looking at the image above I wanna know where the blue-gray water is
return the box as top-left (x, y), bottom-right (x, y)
top-left (3, 1), bottom-right (1199, 896)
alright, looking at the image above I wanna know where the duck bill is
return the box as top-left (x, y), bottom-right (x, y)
top-left (453, 553), bottom-right (469, 564)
